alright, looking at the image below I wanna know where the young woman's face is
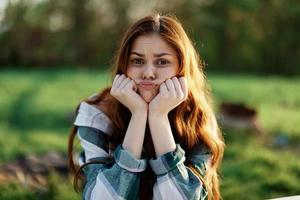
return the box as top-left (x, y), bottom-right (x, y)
top-left (126, 34), bottom-right (179, 103)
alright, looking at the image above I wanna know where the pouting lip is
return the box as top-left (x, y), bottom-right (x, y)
top-left (137, 81), bottom-right (158, 89)
top-left (137, 80), bottom-right (158, 85)
top-left (137, 80), bottom-right (159, 87)
top-left (138, 84), bottom-right (158, 89)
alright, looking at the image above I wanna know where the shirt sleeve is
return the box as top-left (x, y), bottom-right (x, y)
top-left (74, 102), bottom-right (147, 200)
top-left (149, 143), bottom-right (211, 200)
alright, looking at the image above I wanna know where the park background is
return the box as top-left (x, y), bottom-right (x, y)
top-left (0, 0), bottom-right (299, 199)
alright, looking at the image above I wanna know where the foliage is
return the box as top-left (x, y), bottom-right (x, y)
top-left (0, 0), bottom-right (299, 74)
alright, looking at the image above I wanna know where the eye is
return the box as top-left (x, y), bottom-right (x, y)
top-left (157, 59), bottom-right (170, 66)
top-left (131, 58), bottom-right (144, 65)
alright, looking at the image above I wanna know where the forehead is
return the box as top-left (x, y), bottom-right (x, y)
top-left (131, 34), bottom-right (176, 54)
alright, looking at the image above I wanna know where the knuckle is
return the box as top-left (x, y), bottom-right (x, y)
top-left (110, 89), bottom-right (115, 95)
top-left (178, 92), bottom-right (184, 98)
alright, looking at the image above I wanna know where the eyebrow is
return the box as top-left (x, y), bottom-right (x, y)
top-left (130, 51), bottom-right (173, 57)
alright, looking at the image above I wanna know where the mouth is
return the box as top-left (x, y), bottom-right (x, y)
top-left (138, 83), bottom-right (158, 90)
top-left (137, 81), bottom-right (158, 90)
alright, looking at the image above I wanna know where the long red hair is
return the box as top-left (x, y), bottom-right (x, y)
top-left (68, 13), bottom-right (224, 200)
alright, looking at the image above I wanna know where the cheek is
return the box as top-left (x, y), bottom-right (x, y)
top-left (126, 67), bottom-right (132, 76)
top-left (126, 66), bottom-right (139, 78)
top-left (158, 68), bottom-right (178, 80)
top-left (170, 64), bottom-right (180, 76)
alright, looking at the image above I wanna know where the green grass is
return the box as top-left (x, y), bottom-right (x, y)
top-left (0, 69), bottom-right (111, 162)
top-left (209, 74), bottom-right (300, 136)
top-left (0, 69), bottom-right (300, 199)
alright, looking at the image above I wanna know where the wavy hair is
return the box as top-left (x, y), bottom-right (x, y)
top-left (68, 13), bottom-right (224, 200)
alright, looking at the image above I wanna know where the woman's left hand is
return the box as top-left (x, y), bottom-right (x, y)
top-left (148, 77), bottom-right (188, 116)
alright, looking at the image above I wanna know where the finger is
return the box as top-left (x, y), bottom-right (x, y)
top-left (111, 74), bottom-right (120, 94)
top-left (112, 74), bottom-right (120, 86)
top-left (124, 79), bottom-right (136, 91)
top-left (165, 79), bottom-right (176, 96)
top-left (172, 77), bottom-right (183, 98)
top-left (178, 77), bottom-right (188, 98)
top-left (114, 74), bottom-right (126, 88)
top-left (125, 79), bottom-right (138, 92)
top-left (132, 82), bottom-right (138, 92)
top-left (119, 77), bottom-right (131, 89)
top-left (132, 80), bottom-right (138, 92)
top-left (159, 82), bottom-right (168, 94)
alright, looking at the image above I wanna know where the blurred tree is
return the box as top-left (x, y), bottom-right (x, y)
top-left (0, 0), bottom-right (299, 74)
top-left (257, 0), bottom-right (300, 75)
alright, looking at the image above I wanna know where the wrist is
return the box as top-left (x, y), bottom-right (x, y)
top-left (148, 104), bottom-right (169, 118)
top-left (148, 111), bottom-right (168, 122)
top-left (131, 109), bottom-right (148, 118)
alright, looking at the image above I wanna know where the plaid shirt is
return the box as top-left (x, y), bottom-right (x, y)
top-left (74, 102), bottom-right (211, 200)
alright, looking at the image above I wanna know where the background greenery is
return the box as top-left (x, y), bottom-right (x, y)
top-left (0, 69), bottom-right (300, 199)
top-left (0, 0), bottom-right (299, 74)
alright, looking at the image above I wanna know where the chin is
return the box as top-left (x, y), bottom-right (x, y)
top-left (142, 94), bottom-right (154, 103)
top-left (139, 89), bottom-right (158, 103)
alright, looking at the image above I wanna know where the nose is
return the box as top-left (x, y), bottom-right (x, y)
top-left (142, 64), bottom-right (156, 80)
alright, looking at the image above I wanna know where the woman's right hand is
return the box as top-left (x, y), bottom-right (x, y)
top-left (110, 74), bottom-right (147, 114)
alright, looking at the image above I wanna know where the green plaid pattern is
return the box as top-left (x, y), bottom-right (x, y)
top-left (74, 102), bottom-right (210, 200)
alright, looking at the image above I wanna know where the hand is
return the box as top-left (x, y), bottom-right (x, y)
top-left (148, 77), bottom-right (188, 116)
top-left (110, 74), bottom-right (147, 114)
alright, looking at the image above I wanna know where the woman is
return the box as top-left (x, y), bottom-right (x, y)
top-left (68, 13), bottom-right (224, 200)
